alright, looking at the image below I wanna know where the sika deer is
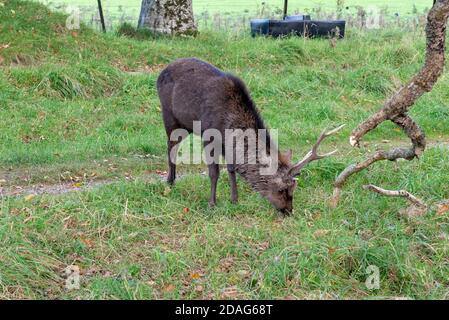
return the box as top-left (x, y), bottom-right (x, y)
top-left (157, 58), bottom-right (343, 214)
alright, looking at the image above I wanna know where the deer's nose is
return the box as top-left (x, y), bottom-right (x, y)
top-left (280, 208), bottom-right (292, 216)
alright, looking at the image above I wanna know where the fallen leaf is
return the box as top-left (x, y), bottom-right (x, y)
top-left (195, 285), bottom-right (204, 292)
top-left (80, 238), bottom-right (94, 248)
top-left (312, 211), bottom-right (321, 220)
top-left (183, 207), bottom-right (190, 213)
top-left (163, 284), bottom-right (175, 293)
top-left (217, 257), bottom-right (235, 272)
top-left (436, 202), bottom-right (449, 216)
top-left (255, 241), bottom-right (269, 251)
top-left (72, 182), bottom-right (82, 188)
top-left (24, 194), bottom-right (36, 202)
top-left (190, 272), bottom-right (201, 280)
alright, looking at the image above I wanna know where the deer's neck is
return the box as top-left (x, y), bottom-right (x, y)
top-left (226, 125), bottom-right (279, 190)
top-left (224, 107), bottom-right (279, 187)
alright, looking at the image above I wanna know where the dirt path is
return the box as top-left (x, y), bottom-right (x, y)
top-left (0, 140), bottom-right (447, 199)
top-left (1, 179), bottom-right (118, 198)
top-left (0, 173), bottom-right (169, 199)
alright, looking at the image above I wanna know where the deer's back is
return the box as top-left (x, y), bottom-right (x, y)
top-left (157, 58), bottom-right (251, 133)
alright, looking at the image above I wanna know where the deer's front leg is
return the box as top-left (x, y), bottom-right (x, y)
top-left (208, 163), bottom-right (219, 207)
top-left (227, 164), bottom-right (238, 204)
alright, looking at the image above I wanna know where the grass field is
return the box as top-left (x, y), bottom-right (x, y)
top-left (0, 0), bottom-right (448, 299)
top-left (39, 0), bottom-right (433, 14)
top-left (36, 0), bottom-right (435, 30)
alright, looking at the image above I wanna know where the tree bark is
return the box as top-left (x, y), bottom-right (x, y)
top-left (138, 0), bottom-right (197, 36)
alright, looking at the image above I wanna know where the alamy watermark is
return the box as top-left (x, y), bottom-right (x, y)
top-left (65, 265), bottom-right (80, 290)
top-left (365, 265), bottom-right (380, 290)
top-left (366, 6), bottom-right (382, 29)
top-left (65, 5), bottom-right (80, 30)
top-left (169, 121), bottom-right (279, 175)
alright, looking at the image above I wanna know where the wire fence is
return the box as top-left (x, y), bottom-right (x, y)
top-left (36, 1), bottom-right (432, 33)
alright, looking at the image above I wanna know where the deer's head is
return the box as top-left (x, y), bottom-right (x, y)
top-left (258, 125), bottom-right (345, 215)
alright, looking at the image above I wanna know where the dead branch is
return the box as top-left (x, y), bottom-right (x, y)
top-left (331, 0), bottom-right (449, 207)
top-left (349, 0), bottom-right (449, 147)
top-left (363, 184), bottom-right (428, 209)
top-left (289, 125), bottom-right (345, 176)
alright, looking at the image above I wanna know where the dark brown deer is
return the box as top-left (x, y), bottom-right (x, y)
top-left (157, 58), bottom-right (343, 215)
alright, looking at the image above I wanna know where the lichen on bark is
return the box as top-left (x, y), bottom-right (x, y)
top-left (138, 0), bottom-right (197, 36)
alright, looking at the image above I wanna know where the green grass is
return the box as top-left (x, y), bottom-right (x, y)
top-left (39, 0), bottom-right (433, 15)
top-left (0, 0), bottom-right (448, 299)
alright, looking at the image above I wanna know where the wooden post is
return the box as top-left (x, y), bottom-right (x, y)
top-left (97, 0), bottom-right (106, 32)
top-left (283, 0), bottom-right (288, 19)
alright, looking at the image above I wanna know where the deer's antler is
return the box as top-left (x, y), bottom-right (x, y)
top-left (289, 125), bottom-right (345, 177)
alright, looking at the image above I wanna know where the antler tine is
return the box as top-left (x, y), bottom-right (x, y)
top-left (324, 124), bottom-right (346, 137)
top-left (289, 125), bottom-right (345, 176)
top-left (315, 125), bottom-right (345, 158)
top-left (318, 149), bottom-right (339, 158)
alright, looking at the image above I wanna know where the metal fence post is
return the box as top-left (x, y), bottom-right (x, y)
top-left (97, 0), bottom-right (106, 32)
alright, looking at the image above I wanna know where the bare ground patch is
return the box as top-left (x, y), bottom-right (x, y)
top-left (0, 139), bottom-right (447, 199)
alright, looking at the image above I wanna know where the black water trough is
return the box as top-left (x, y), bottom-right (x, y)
top-left (251, 17), bottom-right (346, 38)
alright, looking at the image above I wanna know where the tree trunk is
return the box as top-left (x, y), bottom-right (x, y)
top-left (138, 0), bottom-right (197, 36)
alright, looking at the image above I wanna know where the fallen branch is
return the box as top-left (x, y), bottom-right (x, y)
top-left (331, 0), bottom-right (449, 207)
top-left (363, 184), bottom-right (428, 209)
top-left (349, 0), bottom-right (449, 147)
